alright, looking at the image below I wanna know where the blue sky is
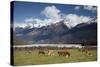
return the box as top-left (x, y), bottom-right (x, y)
top-left (12, 1), bottom-right (97, 28)
top-left (13, 1), bottom-right (97, 22)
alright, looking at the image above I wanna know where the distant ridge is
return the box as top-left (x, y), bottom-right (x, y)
top-left (14, 17), bottom-right (97, 45)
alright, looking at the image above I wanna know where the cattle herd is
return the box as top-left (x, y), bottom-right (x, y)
top-left (38, 49), bottom-right (70, 57)
top-left (14, 46), bottom-right (94, 57)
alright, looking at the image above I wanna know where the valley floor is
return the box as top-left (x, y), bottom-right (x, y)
top-left (13, 48), bottom-right (97, 66)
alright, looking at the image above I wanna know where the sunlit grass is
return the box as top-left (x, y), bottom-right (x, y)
top-left (13, 49), bottom-right (97, 66)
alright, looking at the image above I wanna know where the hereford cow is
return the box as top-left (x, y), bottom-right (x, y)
top-left (47, 50), bottom-right (55, 56)
top-left (58, 50), bottom-right (70, 57)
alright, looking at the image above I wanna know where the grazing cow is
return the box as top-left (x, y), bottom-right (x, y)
top-left (86, 51), bottom-right (93, 56)
top-left (79, 48), bottom-right (93, 56)
top-left (38, 50), bottom-right (45, 55)
top-left (82, 49), bottom-right (88, 53)
top-left (47, 50), bottom-right (55, 56)
top-left (78, 48), bottom-right (88, 53)
top-left (88, 53), bottom-right (93, 56)
top-left (58, 50), bottom-right (70, 57)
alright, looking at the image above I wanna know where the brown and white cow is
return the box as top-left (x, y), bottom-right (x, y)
top-left (58, 50), bottom-right (70, 58)
top-left (47, 50), bottom-right (55, 56)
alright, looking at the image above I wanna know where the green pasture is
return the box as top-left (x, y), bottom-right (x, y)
top-left (13, 49), bottom-right (97, 66)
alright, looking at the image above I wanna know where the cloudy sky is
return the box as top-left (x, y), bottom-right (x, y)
top-left (13, 1), bottom-right (97, 28)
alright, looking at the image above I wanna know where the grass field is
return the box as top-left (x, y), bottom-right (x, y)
top-left (13, 48), bottom-right (97, 66)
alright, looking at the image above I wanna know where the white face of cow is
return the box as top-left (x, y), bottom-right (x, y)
top-left (48, 50), bottom-right (54, 56)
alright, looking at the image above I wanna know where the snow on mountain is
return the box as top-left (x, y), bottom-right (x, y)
top-left (14, 16), bottom-right (97, 29)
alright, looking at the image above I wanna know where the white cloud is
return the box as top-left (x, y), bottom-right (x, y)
top-left (41, 5), bottom-right (61, 21)
top-left (17, 5), bottom-right (63, 28)
top-left (24, 17), bottom-right (34, 22)
top-left (74, 6), bottom-right (80, 10)
top-left (84, 5), bottom-right (97, 11)
top-left (33, 19), bottom-right (50, 27)
top-left (28, 18), bottom-right (62, 28)
top-left (14, 5), bottom-right (96, 29)
top-left (14, 22), bottom-right (28, 28)
top-left (64, 14), bottom-right (93, 28)
top-left (14, 18), bottom-right (56, 28)
top-left (80, 16), bottom-right (92, 23)
top-left (14, 14), bottom-right (94, 29)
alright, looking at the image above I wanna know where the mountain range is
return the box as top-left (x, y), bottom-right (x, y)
top-left (13, 18), bottom-right (97, 45)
